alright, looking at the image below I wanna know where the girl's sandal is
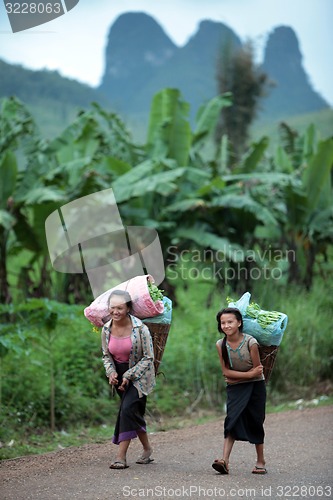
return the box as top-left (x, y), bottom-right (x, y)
top-left (109, 460), bottom-right (128, 469)
top-left (135, 449), bottom-right (154, 464)
top-left (136, 456), bottom-right (154, 464)
top-left (252, 466), bottom-right (267, 474)
top-left (136, 448), bottom-right (154, 464)
top-left (212, 458), bottom-right (229, 474)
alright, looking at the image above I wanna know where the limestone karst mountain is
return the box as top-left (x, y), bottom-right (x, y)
top-left (99, 12), bottom-right (329, 122)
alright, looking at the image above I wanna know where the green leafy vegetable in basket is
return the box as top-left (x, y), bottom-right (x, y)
top-left (147, 281), bottom-right (171, 312)
top-left (246, 302), bottom-right (282, 328)
top-left (227, 297), bottom-right (283, 329)
top-left (148, 281), bottom-right (165, 302)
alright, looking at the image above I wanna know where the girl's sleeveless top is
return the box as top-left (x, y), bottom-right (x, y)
top-left (218, 333), bottom-right (264, 382)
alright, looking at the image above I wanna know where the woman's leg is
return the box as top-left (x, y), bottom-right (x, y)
top-left (137, 430), bottom-right (153, 457)
top-left (115, 439), bottom-right (130, 462)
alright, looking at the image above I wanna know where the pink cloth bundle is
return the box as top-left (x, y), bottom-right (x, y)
top-left (84, 274), bottom-right (164, 327)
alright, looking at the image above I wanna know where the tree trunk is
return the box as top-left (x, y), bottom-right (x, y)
top-left (0, 231), bottom-right (11, 304)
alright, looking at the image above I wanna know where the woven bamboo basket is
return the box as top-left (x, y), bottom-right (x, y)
top-left (143, 322), bottom-right (171, 375)
top-left (258, 345), bottom-right (279, 383)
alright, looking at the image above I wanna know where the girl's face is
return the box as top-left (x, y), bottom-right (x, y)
top-left (109, 295), bottom-right (129, 321)
top-left (220, 313), bottom-right (241, 336)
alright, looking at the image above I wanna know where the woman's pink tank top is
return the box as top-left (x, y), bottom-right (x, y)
top-left (108, 335), bottom-right (132, 363)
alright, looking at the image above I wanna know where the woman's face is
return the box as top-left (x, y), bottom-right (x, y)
top-left (220, 313), bottom-right (241, 336)
top-left (109, 295), bottom-right (129, 321)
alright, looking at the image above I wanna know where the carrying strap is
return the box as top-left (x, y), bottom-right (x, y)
top-left (226, 335), bottom-right (247, 368)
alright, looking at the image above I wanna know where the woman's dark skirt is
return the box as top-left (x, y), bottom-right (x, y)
top-left (112, 361), bottom-right (147, 445)
top-left (224, 380), bottom-right (266, 444)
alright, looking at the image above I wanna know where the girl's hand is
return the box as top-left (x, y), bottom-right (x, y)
top-left (109, 373), bottom-right (118, 386)
top-left (225, 376), bottom-right (242, 384)
top-left (251, 364), bottom-right (264, 378)
top-left (118, 377), bottom-right (129, 392)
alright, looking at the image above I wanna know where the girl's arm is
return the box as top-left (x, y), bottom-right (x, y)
top-left (216, 342), bottom-right (263, 383)
top-left (249, 342), bottom-right (262, 368)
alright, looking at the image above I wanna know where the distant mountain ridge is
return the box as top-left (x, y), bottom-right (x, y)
top-left (0, 58), bottom-right (109, 137)
top-left (99, 12), bottom-right (329, 122)
top-left (261, 26), bottom-right (327, 118)
top-left (0, 12), bottom-right (330, 139)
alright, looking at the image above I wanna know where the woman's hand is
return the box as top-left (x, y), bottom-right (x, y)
top-left (108, 373), bottom-right (118, 386)
top-left (118, 377), bottom-right (129, 392)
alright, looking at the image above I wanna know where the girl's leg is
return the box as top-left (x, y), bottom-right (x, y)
top-left (255, 443), bottom-right (265, 468)
top-left (222, 434), bottom-right (235, 465)
top-left (212, 434), bottom-right (235, 473)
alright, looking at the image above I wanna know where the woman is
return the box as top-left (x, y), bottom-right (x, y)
top-left (101, 289), bottom-right (156, 469)
top-left (212, 307), bottom-right (267, 475)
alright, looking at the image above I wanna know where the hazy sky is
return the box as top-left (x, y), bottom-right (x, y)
top-left (0, 0), bottom-right (332, 105)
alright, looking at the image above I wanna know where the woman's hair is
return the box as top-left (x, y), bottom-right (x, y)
top-left (216, 307), bottom-right (243, 368)
top-left (107, 289), bottom-right (133, 312)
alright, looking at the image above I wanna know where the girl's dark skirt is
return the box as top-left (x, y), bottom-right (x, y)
top-left (224, 380), bottom-right (266, 444)
top-left (112, 361), bottom-right (147, 445)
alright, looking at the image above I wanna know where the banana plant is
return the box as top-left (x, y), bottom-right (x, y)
top-left (282, 133), bottom-right (333, 288)
top-left (232, 125), bottom-right (333, 288)
top-left (0, 97), bottom-right (41, 303)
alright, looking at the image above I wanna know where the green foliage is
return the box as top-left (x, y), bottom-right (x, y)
top-left (0, 301), bottom-right (117, 436)
top-left (1, 92), bottom-right (331, 304)
top-left (252, 276), bottom-right (333, 394)
top-left (146, 88), bottom-right (192, 166)
top-left (0, 59), bottom-right (110, 139)
top-left (251, 108), bottom-right (333, 150)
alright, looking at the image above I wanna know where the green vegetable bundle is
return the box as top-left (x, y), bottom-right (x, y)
top-left (246, 302), bottom-right (283, 329)
top-left (226, 293), bottom-right (288, 346)
top-left (148, 281), bottom-right (165, 302)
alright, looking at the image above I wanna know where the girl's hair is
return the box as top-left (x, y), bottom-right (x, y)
top-left (216, 307), bottom-right (243, 333)
top-left (216, 307), bottom-right (243, 368)
top-left (107, 289), bottom-right (133, 312)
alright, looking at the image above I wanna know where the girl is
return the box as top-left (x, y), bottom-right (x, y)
top-left (212, 307), bottom-right (267, 475)
top-left (101, 290), bottom-right (156, 469)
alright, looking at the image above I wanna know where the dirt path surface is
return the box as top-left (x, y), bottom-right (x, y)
top-left (1, 406), bottom-right (332, 500)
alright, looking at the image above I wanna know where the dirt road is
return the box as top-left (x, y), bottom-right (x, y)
top-left (1, 406), bottom-right (332, 500)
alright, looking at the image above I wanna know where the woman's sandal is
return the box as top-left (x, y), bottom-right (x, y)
top-left (212, 458), bottom-right (229, 474)
top-left (109, 460), bottom-right (129, 469)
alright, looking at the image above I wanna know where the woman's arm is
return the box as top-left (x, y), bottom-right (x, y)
top-left (101, 327), bottom-right (117, 378)
top-left (122, 325), bottom-right (154, 381)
